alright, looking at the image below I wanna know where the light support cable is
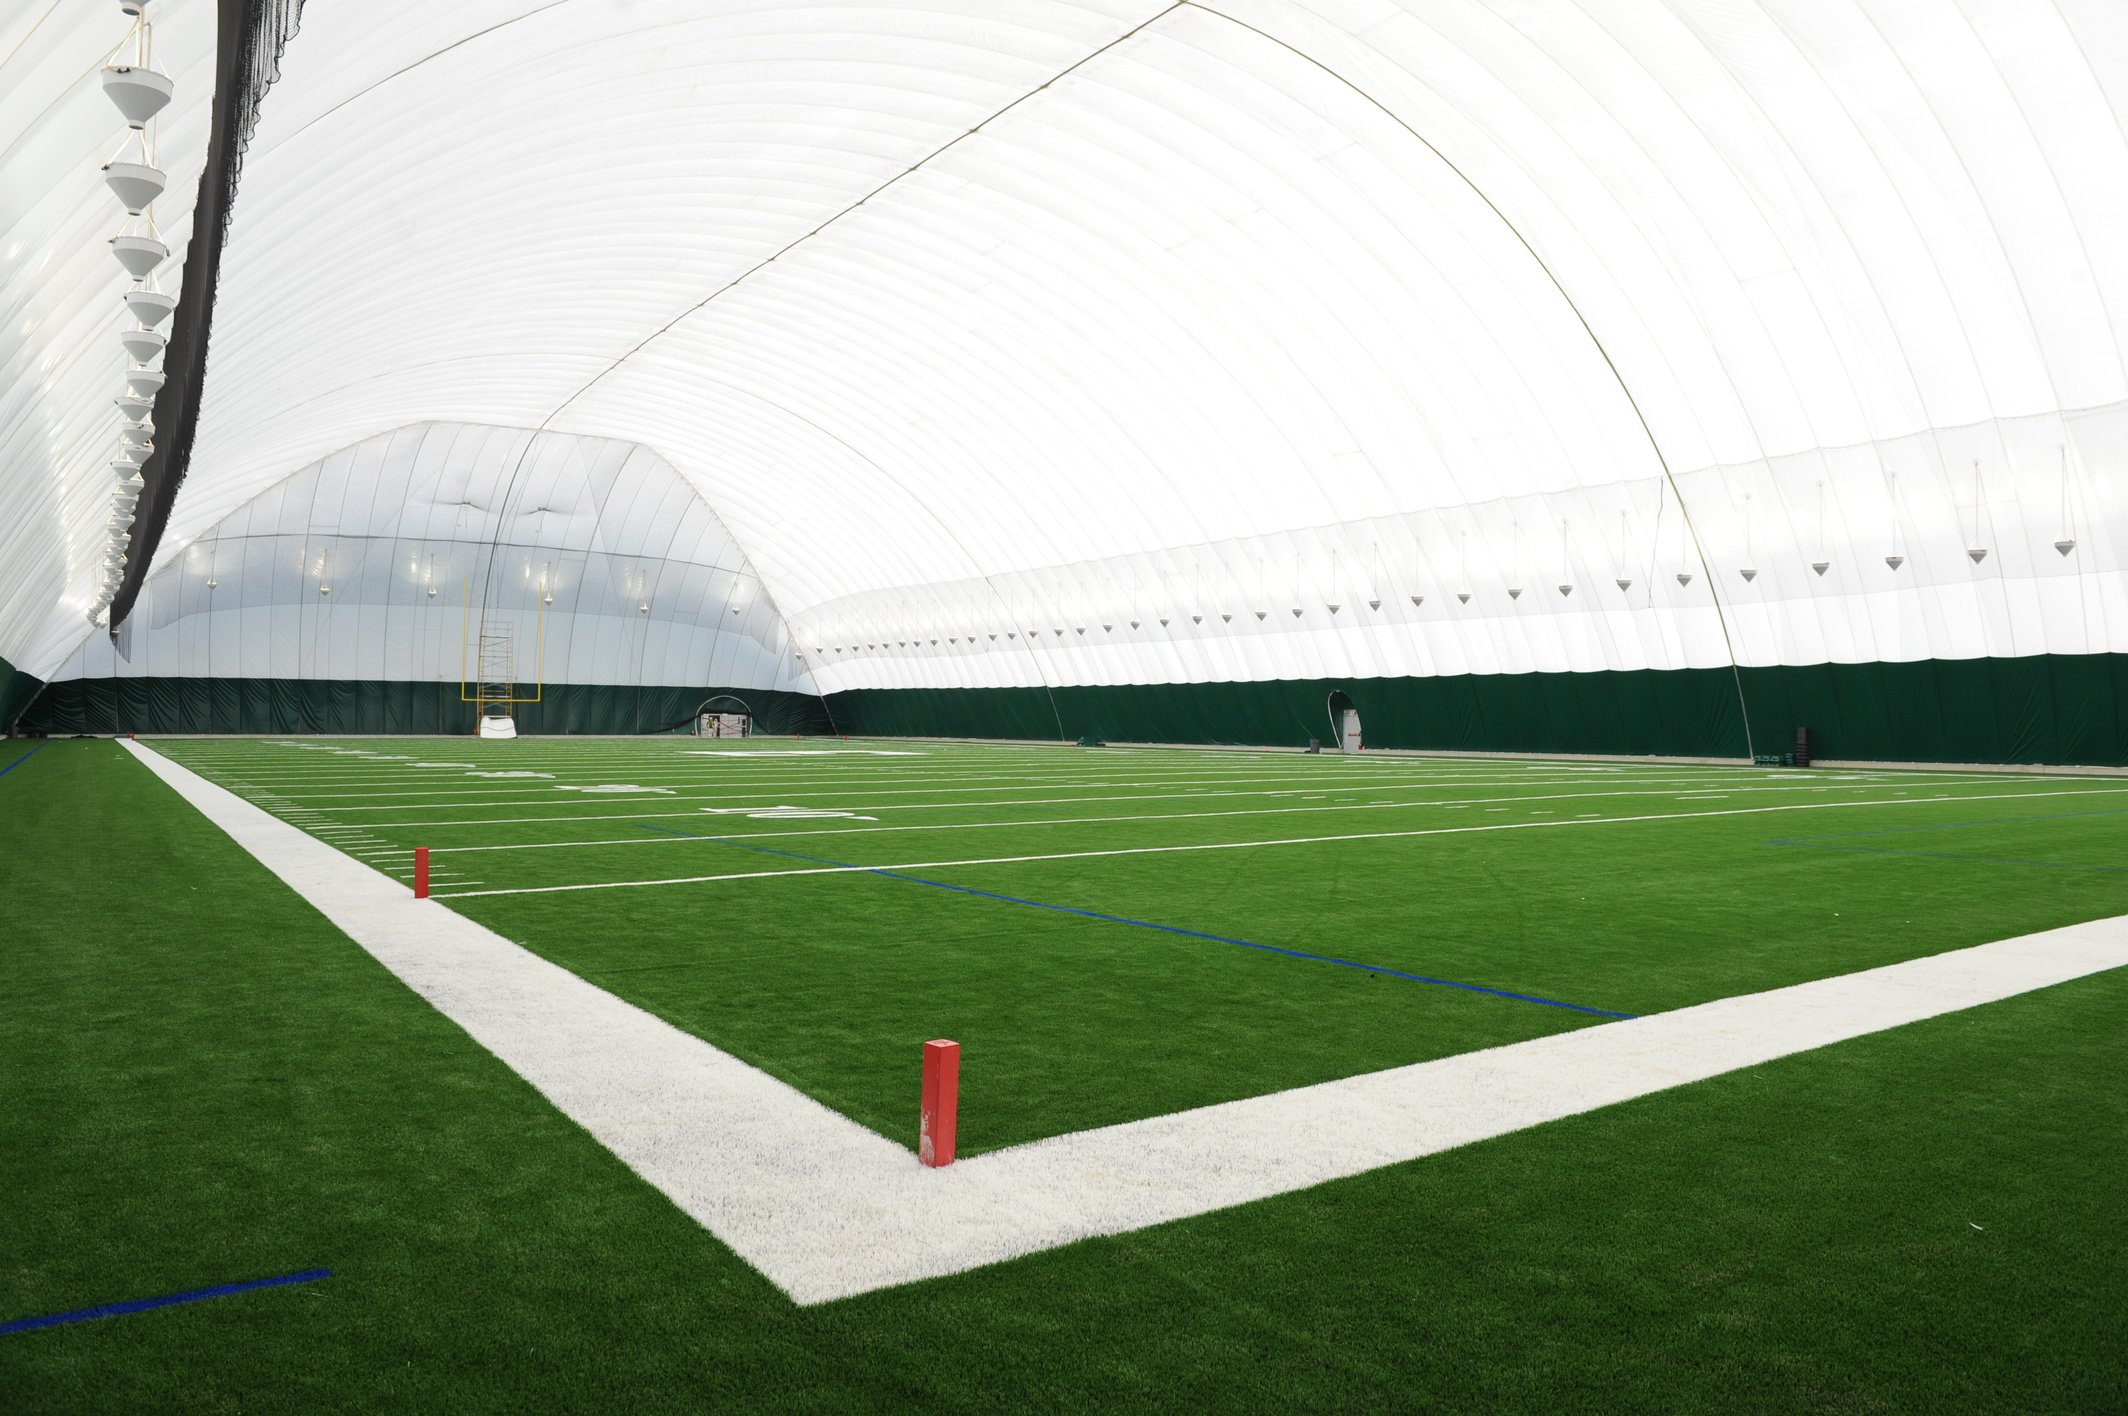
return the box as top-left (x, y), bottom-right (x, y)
top-left (472, 3), bottom-right (1193, 741)
top-left (1178, 1), bottom-right (1756, 760)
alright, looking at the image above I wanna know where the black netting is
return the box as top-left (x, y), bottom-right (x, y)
top-left (110, 0), bottom-right (305, 634)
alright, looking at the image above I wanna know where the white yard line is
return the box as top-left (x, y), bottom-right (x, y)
top-left (426, 786), bottom-right (2128, 898)
top-left (120, 738), bottom-right (2128, 1306)
top-left (245, 764), bottom-right (1756, 803)
top-left (217, 763), bottom-right (2050, 798)
top-left (352, 778), bottom-right (2102, 857)
top-left (205, 771), bottom-right (2080, 829)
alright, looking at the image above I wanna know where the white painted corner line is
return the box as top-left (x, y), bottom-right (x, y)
top-left (121, 739), bottom-right (2128, 1307)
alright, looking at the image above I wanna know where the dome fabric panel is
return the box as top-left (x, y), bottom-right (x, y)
top-left (7, 1), bottom-right (2126, 711)
top-left (48, 424), bottom-right (807, 693)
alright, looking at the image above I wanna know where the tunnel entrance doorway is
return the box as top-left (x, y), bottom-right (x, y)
top-left (1327, 691), bottom-right (1362, 753)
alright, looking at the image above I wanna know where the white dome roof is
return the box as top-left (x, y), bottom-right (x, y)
top-left (6, 1), bottom-right (2126, 699)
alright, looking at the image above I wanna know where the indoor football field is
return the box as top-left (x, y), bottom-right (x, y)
top-left (4, 733), bottom-right (2124, 1410)
top-left (11, 2), bottom-right (2128, 1405)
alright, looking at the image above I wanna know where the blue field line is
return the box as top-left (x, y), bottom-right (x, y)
top-left (636, 824), bottom-right (1634, 1019)
top-left (0, 1269), bottom-right (331, 1337)
top-left (0, 741), bottom-right (48, 781)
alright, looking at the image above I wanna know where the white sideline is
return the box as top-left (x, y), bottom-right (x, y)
top-left (122, 738), bottom-right (2128, 1306)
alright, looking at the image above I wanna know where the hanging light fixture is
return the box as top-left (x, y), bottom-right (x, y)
top-left (102, 52), bottom-right (174, 129)
top-left (1881, 471), bottom-right (1907, 570)
top-left (102, 4), bottom-right (170, 213)
top-left (1811, 480), bottom-right (1830, 576)
top-left (119, 326), bottom-right (165, 362)
top-left (123, 286), bottom-right (176, 327)
top-left (102, 158), bottom-right (166, 213)
top-left (1614, 511), bottom-right (1632, 592)
top-left (2055, 445), bottom-right (2077, 555)
top-left (97, 2), bottom-right (176, 625)
top-left (1738, 493), bottom-right (1757, 582)
top-left (110, 232), bottom-right (168, 280)
top-left (1966, 458), bottom-right (1989, 563)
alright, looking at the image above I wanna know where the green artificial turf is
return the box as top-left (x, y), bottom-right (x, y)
top-left (151, 736), bottom-right (2128, 1155)
top-left (1, 737), bottom-right (2122, 1411)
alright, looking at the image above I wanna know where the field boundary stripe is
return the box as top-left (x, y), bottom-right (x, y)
top-left (636, 824), bottom-right (1633, 1019)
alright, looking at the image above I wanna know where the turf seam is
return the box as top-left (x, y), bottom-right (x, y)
top-left (1765, 805), bottom-right (2128, 842)
top-left (1774, 845), bottom-right (2128, 874)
